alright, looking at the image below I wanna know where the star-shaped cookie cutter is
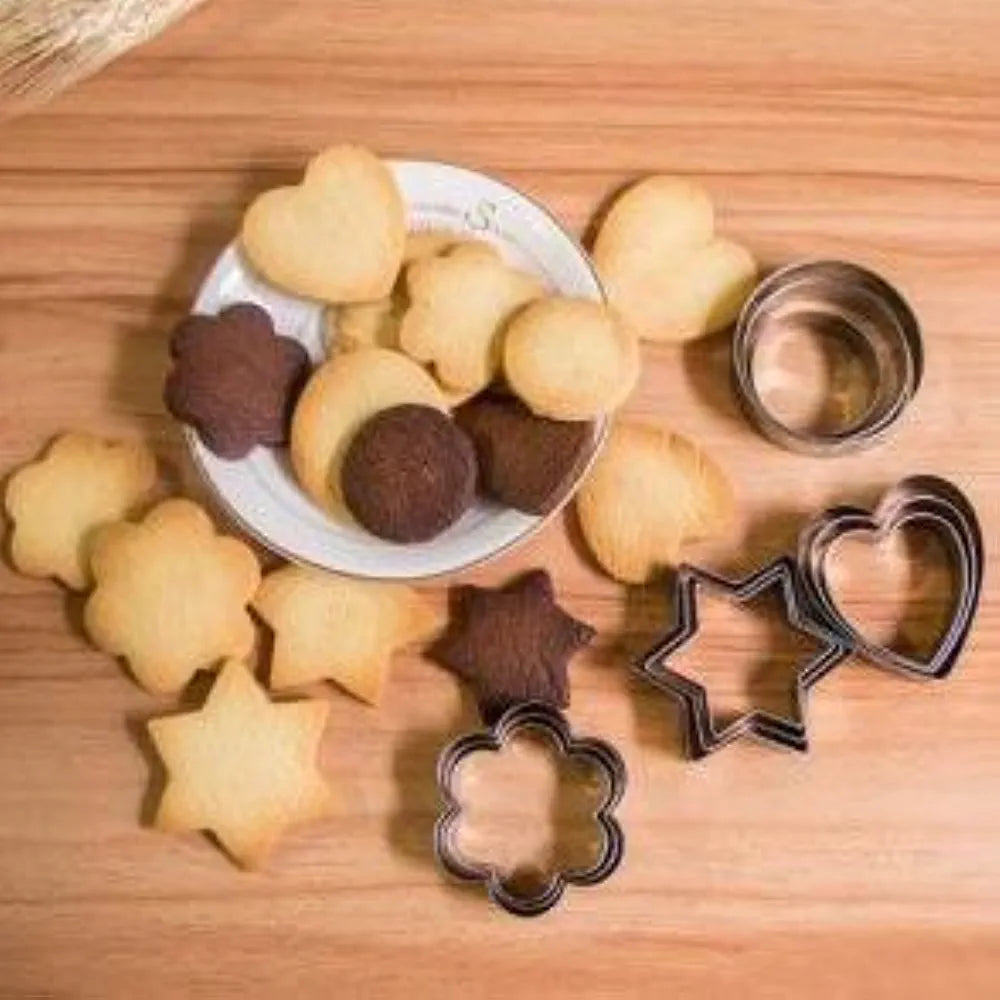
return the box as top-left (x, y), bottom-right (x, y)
top-left (635, 557), bottom-right (851, 759)
top-left (434, 701), bottom-right (626, 916)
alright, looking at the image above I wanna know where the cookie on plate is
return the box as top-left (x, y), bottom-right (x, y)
top-left (84, 498), bottom-right (260, 694)
top-left (290, 348), bottom-right (448, 515)
top-left (165, 302), bottom-right (310, 459)
top-left (503, 296), bottom-right (639, 420)
top-left (241, 145), bottom-right (406, 303)
top-left (148, 659), bottom-right (332, 869)
top-left (327, 229), bottom-right (469, 355)
top-left (341, 404), bottom-right (477, 543)
top-left (455, 392), bottom-right (596, 515)
top-left (398, 242), bottom-right (543, 393)
top-left (592, 175), bottom-right (757, 343)
top-left (576, 420), bottom-right (734, 583)
top-left (4, 432), bottom-right (157, 590)
top-left (254, 564), bottom-right (443, 703)
top-left (430, 569), bottom-right (595, 723)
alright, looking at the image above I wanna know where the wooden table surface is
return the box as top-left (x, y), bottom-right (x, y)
top-left (2, 0), bottom-right (1000, 996)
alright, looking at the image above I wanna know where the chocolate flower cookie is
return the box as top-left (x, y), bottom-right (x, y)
top-left (165, 302), bottom-right (310, 459)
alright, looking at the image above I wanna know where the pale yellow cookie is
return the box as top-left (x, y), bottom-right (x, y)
top-left (576, 421), bottom-right (735, 583)
top-left (148, 659), bottom-right (332, 869)
top-left (241, 145), bottom-right (406, 304)
top-left (254, 565), bottom-right (443, 704)
top-left (325, 229), bottom-right (470, 355)
top-left (4, 432), bottom-right (157, 590)
top-left (502, 296), bottom-right (640, 420)
top-left (592, 176), bottom-right (758, 343)
top-left (398, 242), bottom-right (543, 393)
top-left (84, 499), bottom-right (260, 694)
top-left (290, 348), bottom-right (448, 514)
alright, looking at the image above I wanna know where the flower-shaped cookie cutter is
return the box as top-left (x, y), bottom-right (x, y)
top-left (434, 701), bottom-right (626, 916)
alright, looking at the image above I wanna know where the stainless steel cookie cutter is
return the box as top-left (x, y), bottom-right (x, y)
top-left (434, 701), bottom-right (626, 916)
top-left (635, 476), bottom-right (982, 757)
top-left (797, 475), bottom-right (983, 681)
top-left (635, 557), bottom-right (851, 759)
top-left (732, 261), bottom-right (923, 455)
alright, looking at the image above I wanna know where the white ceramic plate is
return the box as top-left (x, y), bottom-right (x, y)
top-left (188, 159), bottom-right (605, 580)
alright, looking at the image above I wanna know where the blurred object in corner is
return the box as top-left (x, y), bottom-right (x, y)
top-left (0, 0), bottom-right (207, 115)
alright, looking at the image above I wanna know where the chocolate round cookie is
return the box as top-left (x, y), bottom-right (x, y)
top-left (455, 393), bottom-right (596, 515)
top-left (342, 404), bottom-right (477, 543)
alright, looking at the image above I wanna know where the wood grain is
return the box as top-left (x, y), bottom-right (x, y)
top-left (2, 0), bottom-right (1000, 996)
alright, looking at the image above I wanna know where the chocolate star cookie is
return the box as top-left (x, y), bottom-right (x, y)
top-left (431, 570), bottom-right (596, 722)
top-left (165, 302), bottom-right (310, 459)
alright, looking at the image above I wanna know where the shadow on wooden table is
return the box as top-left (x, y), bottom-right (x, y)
top-left (104, 159), bottom-right (302, 455)
top-left (385, 688), bottom-right (479, 873)
top-left (124, 670), bottom-right (218, 827)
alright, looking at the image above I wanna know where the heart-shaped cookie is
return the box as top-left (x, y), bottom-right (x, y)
top-left (241, 145), bottom-right (406, 304)
top-left (592, 175), bottom-right (758, 343)
top-left (798, 476), bottom-right (983, 680)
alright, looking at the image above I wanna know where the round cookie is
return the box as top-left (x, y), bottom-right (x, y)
top-left (502, 296), bottom-right (640, 421)
top-left (290, 348), bottom-right (447, 514)
top-left (455, 393), bottom-right (596, 515)
top-left (342, 404), bottom-right (476, 543)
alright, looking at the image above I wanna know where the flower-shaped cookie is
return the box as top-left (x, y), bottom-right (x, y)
top-left (4, 432), bottom-right (157, 589)
top-left (84, 499), bottom-right (261, 694)
top-left (164, 302), bottom-right (310, 460)
top-left (435, 701), bottom-right (627, 916)
top-left (399, 243), bottom-right (543, 393)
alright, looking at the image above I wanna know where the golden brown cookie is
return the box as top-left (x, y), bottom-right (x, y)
top-left (325, 229), bottom-right (470, 356)
top-left (4, 432), bottom-right (157, 590)
top-left (241, 145), bottom-right (406, 303)
top-left (84, 499), bottom-right (260, 694)
top-left (592, 176), bottom-right (757, 343)
top-left (254, 564), bottom-right (443, 703)
top-left (398, 242), bottom-right (543, 393)
top-left (290, 348), bottom-right (448, 515)
top-left (148, 659), bottom-right (332, 869)
top-left (502, 296), bottom-right (640, 420)
top-left (576, 421), bottom-right (735, 583)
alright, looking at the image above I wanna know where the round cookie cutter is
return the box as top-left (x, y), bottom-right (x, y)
top-left (731, 260), bottom-right (923, 455)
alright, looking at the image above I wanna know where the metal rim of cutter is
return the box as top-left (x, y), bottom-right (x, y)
top-left (433, 701), bottom-right (626, 917)
top-left (634, 557), bottom-right (851, 759)
top-left (732, 260), bottom-right (923, 456)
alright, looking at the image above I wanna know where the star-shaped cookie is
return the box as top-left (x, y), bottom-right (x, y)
top-left (4, 432), bottom-right (157, 590)
top-left (430, 570), bottom-right (595, 722)
top-left (148, 660), bottom-right (332, 868)
top-left (84, 499), bottom-right (260, 694)
top-left (253, 565), bottom-right (443, 704)
top-left (164, 302), bottom-right (310, 459)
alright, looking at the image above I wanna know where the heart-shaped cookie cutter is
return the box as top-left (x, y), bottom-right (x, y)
top-left (434, 701), bottom-right (626, 916)
top-left (732, 260), bottom-right (923, 455)
top-left (798, 475), bottom-right (983, 680)
top-left (634, 476), bottom-right (982, 757)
